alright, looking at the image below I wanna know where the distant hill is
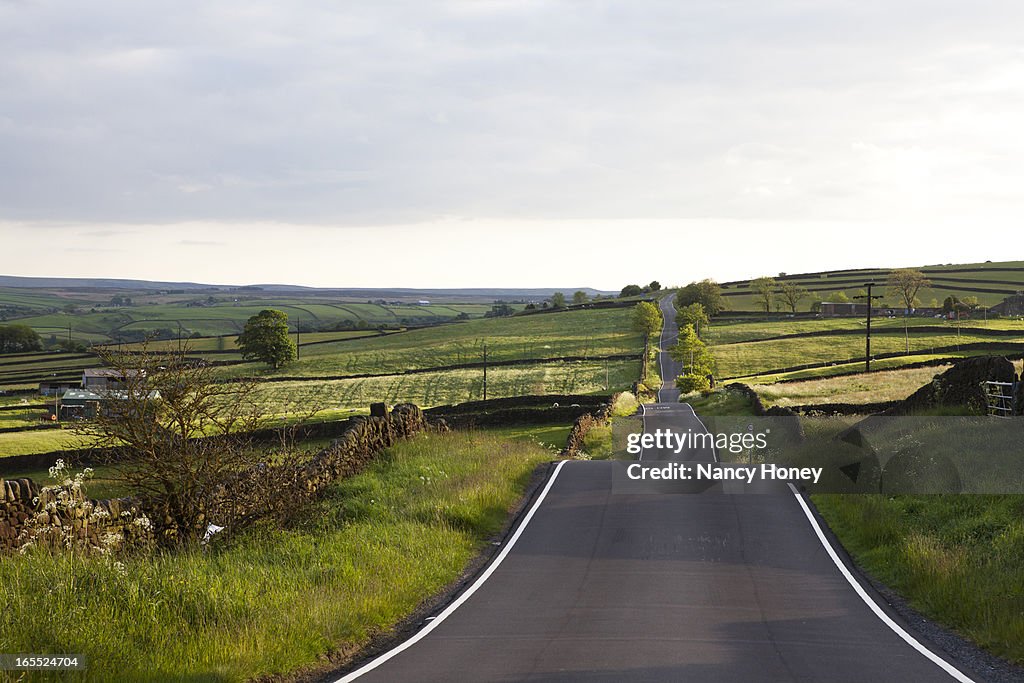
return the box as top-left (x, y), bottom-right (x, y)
top-left (0, 276), bottom-right (613, 299)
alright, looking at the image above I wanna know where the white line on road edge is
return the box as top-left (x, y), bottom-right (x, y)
top-left (335, 460), bottom-right (570, 682)
top-left (683, 403), bottom-right (718, 463)
top-left (787, 483), bottom-right (977, 683)
top-left (638, 403), bottom-right (646, 461)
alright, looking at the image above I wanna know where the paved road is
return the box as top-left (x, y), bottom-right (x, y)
top-left (337, 296), bottom-right (980, 683)
top-left (655, 294), bottom-right (682, 404)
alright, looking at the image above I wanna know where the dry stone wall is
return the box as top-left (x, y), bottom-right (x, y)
top-left (0, 403), bottom-right (431, 553)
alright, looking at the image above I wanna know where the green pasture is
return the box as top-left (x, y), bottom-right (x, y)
top-left (253, 359), bottom-right (637, 414)
top-left (222, 307), bottom-right (640, 379)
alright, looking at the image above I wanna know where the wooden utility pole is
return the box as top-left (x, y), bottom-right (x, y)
top-left (482, 342), bottom-right (488, 401)
top-left (854, 283), bottom-right (883, 372)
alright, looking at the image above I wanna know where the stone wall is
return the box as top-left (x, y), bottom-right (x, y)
top-left (0, 477), bottom-right (152, 552)
top-left (0, 403), bottom-right (432, 553)
top-left (883, 355), bottom-right (1016, 416)
top-left (560, 396), bottom-right (615, 458)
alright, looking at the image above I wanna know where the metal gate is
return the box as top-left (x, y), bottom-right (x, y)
top-left (984, 381), bottom-right (1014, 418)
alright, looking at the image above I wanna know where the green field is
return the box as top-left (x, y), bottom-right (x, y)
top-left (221, 307), bottom-right (640, 379)
top-left (713, 330), bottom-right (1024, 379)
top-left (751, 365), bottom-right (952, 407)
top-left (717, 260), bottom-right (1024, 311)
top-left (253, 360), bottom-right (638, 413)
top-left (1, 286), bottom-right (526, 346)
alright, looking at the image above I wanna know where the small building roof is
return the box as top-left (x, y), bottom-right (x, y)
top-left (61, 388), bottom-right (160, 402)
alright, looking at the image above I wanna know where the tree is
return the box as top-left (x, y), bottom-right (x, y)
top-left (551, 292), bottom-right (567, 308)
top-left (827, 291), bottom-right (851, 303)
top-left (751, 276), bottom-right (776, 313)
top-left (887, 269), bottom-right (930, 312)
top-left (620, 284), bottom-right (643, 298)
top-left (572, 290), bottom-right (588, 305)
top-left (778, 282), bottom-right (809, 313)
top-left (632, 301), bottom-right (662, 337)
top-left (676, 303), bottom-right (709, 337)
top-left (632, 301), bottom-right (662, 381)
top-left (669, 324), bottom-right (716, 377)
top-left (648, 280), bottom-right (662, 292)
top-left (236, 309), bottom-right (296, 369)
top-left (0, 324), bottom-right (42, 353)
top-left (82, 343), bottom-right (314, 544)
top-left (676, 373), bottom-right (711, 393)
top-left (675, 280), bottom-right (725, 315)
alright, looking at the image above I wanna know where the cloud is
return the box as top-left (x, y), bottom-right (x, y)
top-left (1, 1), bottom-right (1023, 285)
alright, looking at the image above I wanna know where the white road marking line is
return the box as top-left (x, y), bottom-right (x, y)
top-left (683, 403), bottom-right (718, 463)
top-left (788, 483), bottom-right (977, 683)
top-left (638, 403), bottom-right (646, 461)
top-left (335, 460), bottom-right (570, 682)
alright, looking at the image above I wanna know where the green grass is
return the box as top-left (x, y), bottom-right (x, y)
top-left (253, 360), bottom-right (639, 414)
top-left (0, 428), bottom-right (87, 460)
top-left (705, 317), bottom-right (1024, 345)
top-left (683, 389), bottom-right (758, 417)
top-left (4, 293), bottom-right (523, 345)
top-left (713, 330), bottom-right (1023, 378)
top-left (220, 307), bottom-right (641, 379)
top-left (814, 494), bottom-right (1024, 664)
top-left (751, 365), bottom-right (950, 407)
top-left (0, 429), bottom-right (555, 681)
top-left (718, 260), bottom-right (1024, 310)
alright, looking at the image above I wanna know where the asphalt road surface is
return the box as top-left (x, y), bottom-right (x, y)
top-left (336, 296), bottom-right (981, 683)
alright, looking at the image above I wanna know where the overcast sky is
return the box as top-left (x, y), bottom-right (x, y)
top-left (1, 1), bottom-right (1022, 288)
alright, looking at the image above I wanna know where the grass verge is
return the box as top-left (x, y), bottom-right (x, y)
top-left (813, 494), bottom-right (1024, 664)
top-left (0, 429), bottom-right (555, 682)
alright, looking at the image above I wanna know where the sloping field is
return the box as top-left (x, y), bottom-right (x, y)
top-left (718, 260), bottom-right (1024, 311)
top-left (751, 365), bottom-right (952, 407)
top-left (220, 307), bottom-right (641, 379)
top-left (253, 359), bottom-right (639, 413)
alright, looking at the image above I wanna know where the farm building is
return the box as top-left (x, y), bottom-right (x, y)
top-left (991, 294), bottom-right (1024, 316)
top-left (82, 368), bottom-right (143, 390)
top-left (38, 380), bottom-right (79, 397)
top-left (50, 388), bottom-right (161, 421)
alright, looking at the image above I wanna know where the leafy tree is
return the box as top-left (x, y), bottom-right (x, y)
top-left (0, 324), bottom-right (42, 353)
top-left (236, 309), bottom-right (296, 369)
top-left (751, 276), bottom-right (776, 313)
top-left (827, 291), bottom-right (851, 303)
top-left (778, 281), bottom-right (809, 313)
top-left (632, 301), bottom-right (662, 382)
top-left (620, 284), bottom-right (643, 298)
top-left (676, 303), bottom-right (709, 337)
top-left (676, 373), bottom-right (711, 393)
top-left (648, 280), bottom-right (662, 292)
top-left (631, 301), bottom-right (662, 337)
top-left (675, 280), bottom-right (725, 315)
top-left (669, 324), bottom-right (716, 377)
top-left (887, 269), bottom-right (931, 312)
top-left (551, 292), bottom-right (567, 308)
top-left (572, 290), bottom-right (588, 305)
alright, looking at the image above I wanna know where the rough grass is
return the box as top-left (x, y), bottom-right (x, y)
top-left (0, 429), bottom-right (555, 682)
top-left (814, 494), bottom-right (1024, 664)
top-left (752, 365), bottom-right (950, 407)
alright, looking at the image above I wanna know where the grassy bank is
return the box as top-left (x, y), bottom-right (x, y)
top-left (814, 494), bottom-right (1024, 664)
top-left (0, 429), bottom-right (557, 682)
